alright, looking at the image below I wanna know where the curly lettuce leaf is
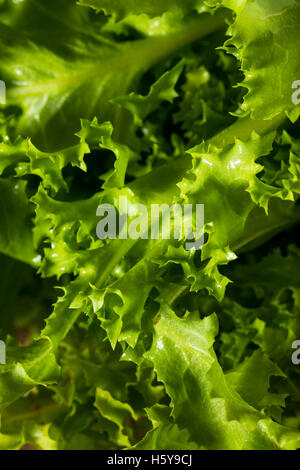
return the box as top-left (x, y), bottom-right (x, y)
top-left (146, 304), bottom-right (300, 449)
top-left (221, 0), bottom-right (300, 121)
top-left (78, 0), bottom-right (211, 20)
top-left (0, 4), bottom-right (228, 150)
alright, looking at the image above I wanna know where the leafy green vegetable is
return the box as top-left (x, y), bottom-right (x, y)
top-left (1, 0), bottom-right (300, 451)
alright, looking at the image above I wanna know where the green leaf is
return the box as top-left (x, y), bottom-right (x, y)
top-left (0, 178), bottom-right (39, 266)
top-left (0, 339), bottom-right (60, 411)
top-left (147, 304), bottom-right (300, 449)
top-left (133, 424), bottom-right (199, 450)
top-left (79, 0), bottom-right (210, 21)
top-left (1, 0), bottom-right (300, 450)
top-left (222, 0), bottom-right (300, 121)
top-left (176, 131), bottom-right (276, 299)
top-left (226, 350), bottom-right (286, 413)
top-left (16, 141), bottom-right (89, 194)
top-left (0, 135), bottom-right (28, 176)
top-left (77, 118), bottom-right (137, 189)
top-left (112, 61), bottom-right (184, 127)
top-left (0, 5), bottom-right (227, 150)
top-left (94, 388), bottom-right (138, 448)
